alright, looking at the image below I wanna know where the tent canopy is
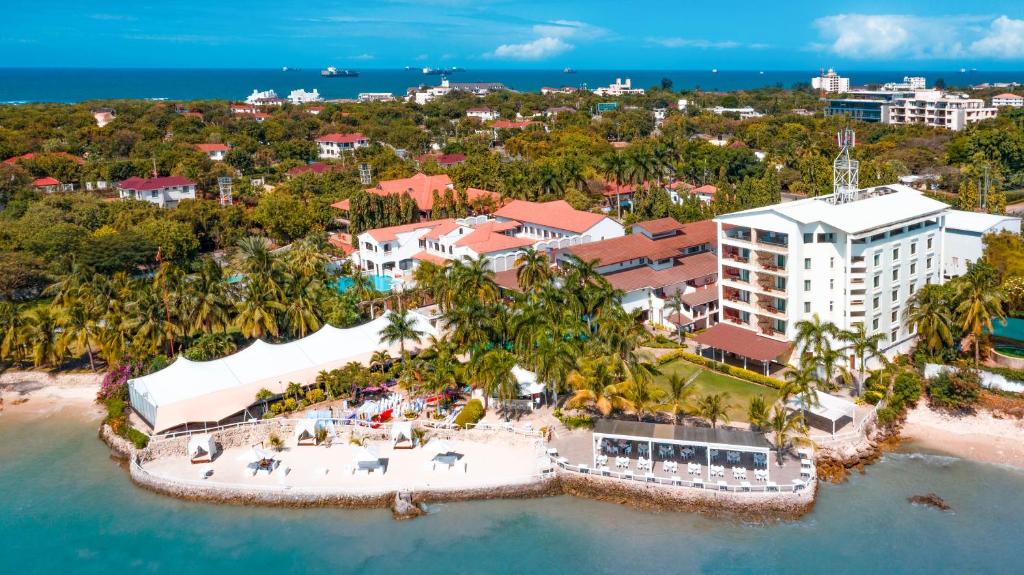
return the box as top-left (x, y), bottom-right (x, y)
top-left (786, 391), bottom-right (855, 423)
top-left (294, 419), bottom-right (319, 441)
top-left (351, 446), bottom-right (380, 464)
top-left (512, 365), bottom-right (546, 396)
top-left (188, 434), bottom-right (215, 459)
top-left (129, 311), bottom-right (437, 432)
top-left (390, 421), bottom-right (413, 443)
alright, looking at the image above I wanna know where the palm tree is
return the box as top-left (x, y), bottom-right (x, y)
top-left (565, 357), bottom-right (626, 416)
top-left (839, 322), bottom-right (888, 395)
top-left (955, 268), bottom-right (1005, 366)
top-left (449, 255), bottom-right (499, 306)
top-left (793, 313), bottom-right (841, 358)
top-left (905, 284), bottom-right (954, 356)
top-left (609, 378), bottom-right (666, 421)
top-left (599, 152), bottom-right (629, 219)
top-left (514, 248), bottom-right (552, 292)
top-left (370, 350), bottom-right (392, 370)
top-left (184, 260), bottom-right (231, 335)
top-left (747, 395), bottom-right (770, 431)
top-left (695, 392), bottom-right (732, 429)
top-left (666, 289), bottom-right (686, 342)
top-left (22, 308), bottom-right (65, 368)
top-left (782, 359), bottom-right (818, 407)
top-left (233, 278), bottom-right (285, 340)
top-left (0, 301), bottom-right (23, 362)
top-left (767, 405), bottom-right (808, 465)
top-left (472, 347), bottom-right (518, 411)
top-left (58, 302), bottom-right (101, 371)
top-left (378, 311), bottom-right (424, 358)
top-left (660, 371), bottom-right (699, 423)
top-left (281, 275), bottom-right (322, 338)
top-left (524, 333), bottom-right (575, 404)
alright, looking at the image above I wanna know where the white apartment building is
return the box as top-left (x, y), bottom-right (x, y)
top-left (287, 89), bottom-right (322, 104)
top-left (715, 184), bottom-right (949, 360)
top-left (882, 76), bottom-right (927, 91)
top-left (315, 133), bottom-right (369, 159)
top-left (593, 78), bottom-right (645, 97)
top-left (992, 93), bottom-right (1024, 107)
top-left (356, 200), bottom-right (623, 280)
top-left (358, 92), bottom-right (395, 103)
top-left (943, 210), bottom-right (1022, 278)
top-left (881, 91), bottom-right (997, 131)
top-left (244, 89), bottom-right (284, 106)
top-left (812, 69), bottom-right (850, 93)
top-left (710, 106), bottom-right (764, 119)
top-left (466, 107), bottom-right (499, 121)
top-left (117, 176), bottom-right (197, 209)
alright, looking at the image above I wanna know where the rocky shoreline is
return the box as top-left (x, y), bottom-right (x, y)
top-left (815, 420), bottom-right (903, 483)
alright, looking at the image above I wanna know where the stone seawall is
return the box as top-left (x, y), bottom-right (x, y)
top-left (815, 420), bottom-right (902, 483)
top-left (558, 472), bottom-right (816, 520)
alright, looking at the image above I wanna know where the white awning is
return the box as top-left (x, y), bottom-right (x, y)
top-left (513, 365), bottom-right (545, 396)
top-left (129, 311), bottom-right (437, 432)
top-left (787, 391), bottom-right (856, 422)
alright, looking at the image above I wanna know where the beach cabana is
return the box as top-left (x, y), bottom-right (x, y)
top-left (786, 392), bottom-right (856, 436)
top-left (128, 311), bottom-right (437, 433)
top-left (188, 434), bottom-right (216, 463)
top-left (351, 446), bottom-right (383, 473)
top-left (294, 419), bottom-right (320, 446)
top-left (391, 421), bottom-right (414, 448)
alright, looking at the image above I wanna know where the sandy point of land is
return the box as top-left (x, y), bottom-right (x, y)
top-left (0, 370), bottom-right (104, 420)
top-left (902, 402), bottom-right (1024, 469)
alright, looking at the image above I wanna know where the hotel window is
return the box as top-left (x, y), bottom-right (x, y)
top-left (910, 242), bottom-right (917, 255)
top-left (873, 252), bottom-right (881, 266)
top-left (891, 310), bottom-right (898, 322)
top-left (829, 301), bottom-right (834, 312)
top-left (910, 262), bottom-right (917, 275)
top-left (873, 295), bottom-right (880, 308)
top-left (803, 233), bottom-right (813, 243)
top-left (892, 289), bottom-right (898, 301)
top-left (804, 258), bottom-right (811, 270)
top-left (892, 269), bottom-right (899, 281)
top-left (909, 283), bottom-right (917, 295)
top-left (891, 329), bottom-right (899, 342)
top-left (804, 280), bottom-right (811, 291)
top-left (872, 317), bottom-right (879, 330)
top-left (873, 275), bottom-right (880, 288)
top-left (892, 247), bottom-right (900, 260)
top-left (804, 302), bottom-right (811, 313)
top-left (927, 257), bottom-right (933, 269)
top-left (829, 257), bottom-right (834, 269)
top-left (927, 237), bottom-right (933, 250)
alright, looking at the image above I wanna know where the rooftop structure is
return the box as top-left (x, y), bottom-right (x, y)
top-left (710, 106), bottom-right (763, 119)
top-left (287, 88), bottom-right (322, 104)
top-left (881, 76), bottom-right (927, 91)
top-left (357, 92), bottom-right (395, 103)
top-left (332, 173), bottom-right (499, 219)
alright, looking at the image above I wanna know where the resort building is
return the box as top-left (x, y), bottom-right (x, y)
top-left (558, 218), bottom-right (718, 328)
top-left (992, 93), bottom-right (1024, 107)
top-left (407, 78), bottom-right (507, 105)
top-left (710, 184), bottom-right (949, 366)
top-left (710, 106), bottom-right (764, 120)
top-left (593, 78), bottom-right (645, 96)
top-left (881, 76), bottom-right (927, 91)
top-left (287, 88), bottom-right (322, 104)
top-left (316, 133), bottom-right (370, 159)
top-left (357, 92), bottom-right (395, 102)
top-left (244, 89), bottom-right (285, 106)
top-left (881, 91), bottom-right (998, 131)
top-left (194, 143), bottom-right (229, 161)
top-left (466, 107), bottom-right (499, 121)
top-left (332, 173), bottom-right (500, 221)
top-left (117, 176), bottom-right (197, 208)
top-left (355, 200), bottom-right (623, 279)
top-left (811, 69), bottom-right (850, 93)
top-left (943, 210), bottom-right (1023, 278)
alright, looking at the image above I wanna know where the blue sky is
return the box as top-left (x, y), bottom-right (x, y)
top-left (4, 1), bottom-right (1024, 69)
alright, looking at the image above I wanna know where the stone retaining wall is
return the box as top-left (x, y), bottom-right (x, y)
top-left (557, 472), bottom-right (816, 520)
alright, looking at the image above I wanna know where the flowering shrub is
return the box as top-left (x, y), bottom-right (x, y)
top-left (98, 363), bottom-right (143, 401)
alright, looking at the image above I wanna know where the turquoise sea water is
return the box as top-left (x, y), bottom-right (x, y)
top-left (1, 411), bottom-right (1022, 574)
top-left (1, 68), bottom-right (1023, 103)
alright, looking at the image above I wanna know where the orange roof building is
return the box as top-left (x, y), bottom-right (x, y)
top-left (332, 173), bottom-right (500, 217)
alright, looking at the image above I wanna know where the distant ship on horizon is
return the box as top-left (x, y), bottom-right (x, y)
top-left (321, 66), bottom-right (359, 78)
top-left (423, 66), bottom-right (461, 75)
top-left (563, 67), bottom-right (576, 74)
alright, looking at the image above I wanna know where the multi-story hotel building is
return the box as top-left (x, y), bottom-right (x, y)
top-left (881, 91), bottom-right (997, 131)
top-left (713, 184), bottom-right (949, 360)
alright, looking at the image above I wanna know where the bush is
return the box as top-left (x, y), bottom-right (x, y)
top-left (124, 427), bottom-right (150, 449)
top-left (927, 367), bottom-right (982, 411)
top-left (269, 401), bottom-right (285, 415)
top-left (553, 408), bottom-right (595, 429)
top-left (268, 433), bottom-right (284, 451)
top-left (306, 389), bottom-right (326, 404)
top-left (863, 390), bottom-right (884, 405)
top-left (283, 398), bottom-right (298, 412)
top-left (453, 399), bottom-right (485, 428)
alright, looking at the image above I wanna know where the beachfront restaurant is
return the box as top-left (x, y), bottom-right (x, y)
top-left (127, 311), bottom-right (437, 434)
top-left (589, 419), bottom-right (808, 490)
top-left (690, 323), bottom-right (792, 376)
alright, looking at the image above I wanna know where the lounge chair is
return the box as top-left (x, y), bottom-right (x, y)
top-left (718, 480), bottom-right (728, 491)
top-left (766, 481), bottom-right (778, 491)
top-left (740, 481), bottom-right (752, 491)
top-left (670, 475), bottom-right (682, 485)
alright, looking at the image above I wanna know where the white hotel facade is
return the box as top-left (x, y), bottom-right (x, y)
top-left (715, 184), bottom-right (949, 359)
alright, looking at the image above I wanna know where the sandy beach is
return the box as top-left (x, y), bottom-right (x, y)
top-left (902, 403), bottom-right (1024, 469)
top-left (0, 370), bottom-right (104, 420)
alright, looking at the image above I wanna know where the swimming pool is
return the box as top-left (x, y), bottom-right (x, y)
top-left (335, 275), bottom-right (394, 293)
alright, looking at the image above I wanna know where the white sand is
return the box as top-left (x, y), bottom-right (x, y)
top-left (144, 436), bottom-right (547, 493)
top-left (903, 403), bottom-right (1024, 469)
top-left (0, 371), bottom-right (103, 420)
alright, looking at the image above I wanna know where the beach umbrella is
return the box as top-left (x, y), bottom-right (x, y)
top-left (429, 439), bottom-right (455, 455)
top-left (351, 446), bottom-right (380, 464)
top-left (236, 447), bottom-right (276, 463)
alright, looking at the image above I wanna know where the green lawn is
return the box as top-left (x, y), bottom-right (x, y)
top-left (652, 359), bottom-right (779, 423)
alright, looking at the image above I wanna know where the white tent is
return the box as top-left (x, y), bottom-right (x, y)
top-left (787, 391), bottom-right (857, 436)
top-left (513, 365), bottom-right (546, 396)
top-left (188, 434), bottom-right (216, 463)
top-left (391, 421), bottom-right (414, 448)
top-left (351, 446), bottom-right (380, 465)
top-left (429, 439), bottom-right (455, 455)
top-left (294, 419), bottom-right (319, 445)
top-left (236, 446), bottom-right (277, 464)
top-left (128, 311), bottom-right (438, 432)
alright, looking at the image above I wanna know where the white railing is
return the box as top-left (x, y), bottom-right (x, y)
top-left (551, 456), bottom-right (811, 494)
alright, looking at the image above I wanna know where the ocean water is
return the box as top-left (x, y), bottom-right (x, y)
top-left (1, 68), bottom-right (1022, 103)
top-left (1, 411), bottom-right (1021, 574)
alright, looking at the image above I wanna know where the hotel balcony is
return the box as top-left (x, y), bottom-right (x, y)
top-left (722, 246), bottom-right (750, 264)
top-left (756, 295), bottom-right (787, 319)
top-left (756, 273), bottom-right (787, 295)
top-left (722, 266), bottom-right (751, 285)
top-left (756, 251), bottom-right (787, 273)
top-left (756, 316), bottom-right (786, 340)
top-left (754, 231), bottom-right (789, 254)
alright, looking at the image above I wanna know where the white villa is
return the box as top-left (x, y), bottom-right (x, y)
top-left (316, 133), bottom-right (370, 159)
top-left (943, 210), bottom-right (1022, 278)
top-left (287, 88), bottom-right (322, 104)
top-left (355, 200), bottom-right (623, 280)
top-left (593, 78), bottom-right (645, 97)
top-left (194, 143), bottom-right (229, 161)
top-left (992, 93), bottom-right (1024, 108)
top-left (466, 107), bottom-right (499, 121)
top-left (117, 176), bottom-right (197, 209)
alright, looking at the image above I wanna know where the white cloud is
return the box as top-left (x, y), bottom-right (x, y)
top-left (651, 38), bottom-right (741, 49)
top-left (812, 14), bottom-right (1024, 60)
top-left (490, 37), bottom-right (572, 60)
top-left (970, 16), bottom-right (1024, 59)
top-left (532, 20), bottom-right (606, 40)
top-left (350, 53), bottom-right (375, 60)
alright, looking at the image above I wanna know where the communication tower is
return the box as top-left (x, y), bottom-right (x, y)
top-left (831, 128), bottom-right (859, 204)
top-left (218, 176), bottom-right (233, 206)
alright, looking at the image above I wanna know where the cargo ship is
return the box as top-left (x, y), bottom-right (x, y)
top-left (321, 66), bottom-right (359, 77)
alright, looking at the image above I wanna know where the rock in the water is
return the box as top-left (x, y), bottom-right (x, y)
top-left (391, 491), bottom-right (425, 520)
top-left (909, 493), bottom-right (951, 511)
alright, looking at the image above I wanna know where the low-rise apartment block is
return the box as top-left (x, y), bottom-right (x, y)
top-left (117, 176), bottom-right (197, 208)
top-left (316, 133), bottom-right (369, 159)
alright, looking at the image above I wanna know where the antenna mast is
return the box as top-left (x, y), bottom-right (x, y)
top-left (832, 128), bottom-right (859, 204)
top-left (217, 176), bottom-right (233, 206)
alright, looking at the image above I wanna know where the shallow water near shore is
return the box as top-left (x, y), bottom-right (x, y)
top-left (1, 414), bottom-right (1021, 574)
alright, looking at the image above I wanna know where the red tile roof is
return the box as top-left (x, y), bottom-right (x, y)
top-left (494, 268), bottom-right (524, 292)
top-left (413, 251), bottom-right (450, 266)
top-left (117, 176), bottom-right (195, 191)
top-left (601, 252), bottom-right (718, 292)
top-left (690, 323), bottom-right (791, 362)
top-left (563, 234), bottom-right (679, 267)
top-left (634, 217), bottom-right (685, 236)
top-left (360, 173), bottom-right (498, 212)
top-left (436, 153), bottom-right (466, 166)
top-left (692, 184), bottom-right (718, 196)
top-left (317, 132), bottom-right (368, 144)
top-left (668, 181), bottom-right (696, 191)
top-left (680, 284), bottom-right (718, 306)
top-left (363, 219), bottom-right (456, 242)
top-left (599, 181), bottom-right (638, 197)
top-left (331, 198), bottom-right (351, 211)
top-left (288, 162), bottom-right (342, 176)
top-left (494, 200), bottom-right (607, 234)
top-left (194, 143), bottom-right (229, 152)
top-left (491, 120), bottom-right (532, 129)
top-left (454, 223), bottom-right (535, 254)
top-left (327, 233), bottom-right (355, 255)
top-left (666, 312), bottom-right (693, 327)
top-left (994, 93), bottom-right (1021, 99)
top-left (4, 152), bottom-right (85, 166)
top-left (32, 176), bottom-right (60, 187)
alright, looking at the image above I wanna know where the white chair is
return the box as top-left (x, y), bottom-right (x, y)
top-left (718, 480), bottom-right (728, 491)
top-left (740, 481), bottom-right (752, 491)
top-left (670, 475), bottom-right (682, 485)
top-left (766, 481), bottom-right (778, 491)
